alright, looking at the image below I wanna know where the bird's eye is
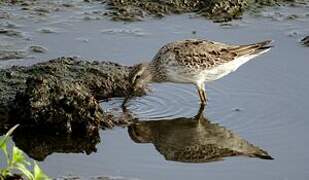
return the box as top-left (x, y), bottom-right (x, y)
top-left (135, 75), bottom-right (141, 80)
top-left (132, 74), bottom-right (141, 84)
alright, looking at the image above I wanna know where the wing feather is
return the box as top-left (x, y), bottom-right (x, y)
top-left (152, 39), bottom-right (272, 70)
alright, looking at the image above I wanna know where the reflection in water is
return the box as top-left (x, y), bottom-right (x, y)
top-left (128, 105), bottom-right (273, 163)
top-left (12, 130), bottom-right (100, 161)
top-left (2, 105), bottom-right (273, 163)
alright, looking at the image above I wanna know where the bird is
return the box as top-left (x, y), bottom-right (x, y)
top-left (124, 39), bottom-right (273, 105)
top-left (128, 105), bottom-right (273, 163)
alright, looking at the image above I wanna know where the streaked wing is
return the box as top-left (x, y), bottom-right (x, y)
top-left (153, 39), bottom-right (272, 69)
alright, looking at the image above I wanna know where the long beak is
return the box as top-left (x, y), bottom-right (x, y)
top-left (122, 86), bottom-right (135, 107)
top-left (122, 94), bottom-right (131, 107)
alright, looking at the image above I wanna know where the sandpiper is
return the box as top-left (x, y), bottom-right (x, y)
top-left (124, 39), bottom-right (272, 105)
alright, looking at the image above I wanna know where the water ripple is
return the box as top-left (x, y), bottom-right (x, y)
top-left (103, 84), bottom-right (199, 120)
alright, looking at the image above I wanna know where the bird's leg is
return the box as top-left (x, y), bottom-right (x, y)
top-left (201, 85), bottom-right (208, 105)
top-left (122, 95), bottom-right (130, 108)
top-left (196, 83), bottom-right (207, 105)
top-left (197, 88), bottom-right (205, 104)
top-left (195, 103), bottom-right (205, 120)
top-left (121, 103), bottom-right (139, 123)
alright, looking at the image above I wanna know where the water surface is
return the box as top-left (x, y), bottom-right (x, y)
top-left (1, 2), bottom-right (309, 180)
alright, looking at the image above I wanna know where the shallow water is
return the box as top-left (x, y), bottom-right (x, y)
top-left (1, 1), bottom-right (309, 180)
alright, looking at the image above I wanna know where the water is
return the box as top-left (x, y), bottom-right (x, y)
top-left (1, 1), bottom-right (309, 179)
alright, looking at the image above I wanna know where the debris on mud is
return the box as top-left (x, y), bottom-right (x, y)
top-left (0, 49), bottom-right (28, 60)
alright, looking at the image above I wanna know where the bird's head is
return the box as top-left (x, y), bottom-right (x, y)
top-left (128, 63), bottom-right (152, 92)
top-left (122, 63), bottom-right (152, 106)
top-left (128, 122), bottom-right (153, 143)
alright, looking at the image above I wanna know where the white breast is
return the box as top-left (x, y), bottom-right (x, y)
top-left (164, 55), bottom-right (257, 84)
top-left (166, 66), bottom-right (197, 83)
top-left (165, 48), bottom-right (270, 84)
top-left (203, 53), bottom-right (263, 82)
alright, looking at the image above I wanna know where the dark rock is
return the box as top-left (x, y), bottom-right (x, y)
top-left (12, 76), bottom-right (108, 134)
top-left (301, 36), bottom-right (309, 47)
top-left (234, 108), bottom-right (242, 112)
top-left (29, 45), bottom-right (48, 53)
top-left (0, 28), bottom-right (23, 37)
top-left (37, 27), bottom-right (57, 33)
top-left (1, 174), bottom-right (23, 180)
top-left (13, 129), bottom-right (101, 161)
top-left (0, 57), bottom-right (146, 135)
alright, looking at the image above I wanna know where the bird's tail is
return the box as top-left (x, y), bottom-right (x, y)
top-left (251, 148), bottom-right (274, 160)
top-left (231, 40), bottom-right (273, 56)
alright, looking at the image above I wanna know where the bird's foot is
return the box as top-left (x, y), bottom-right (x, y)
top-left (195, 103), bottom-right (206, 120)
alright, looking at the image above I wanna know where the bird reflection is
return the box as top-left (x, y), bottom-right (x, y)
top-left (128, 105), bottom-right (273, 163)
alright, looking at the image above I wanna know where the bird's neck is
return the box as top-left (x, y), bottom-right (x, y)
top-left (146, 62), bottom-right (165, 83)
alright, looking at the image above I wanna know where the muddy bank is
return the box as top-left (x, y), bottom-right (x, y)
top-left (1, 0), bottom-right (308, 23)
top-left (104, 0), bottom-right (308, 22)
top-left (0, 57), bottom-right (145, 135)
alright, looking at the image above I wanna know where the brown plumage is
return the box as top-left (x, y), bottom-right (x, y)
top-left (124, 39), bottom-right (273, 105)
top-left (152, 39), bottom-right (272, 70)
